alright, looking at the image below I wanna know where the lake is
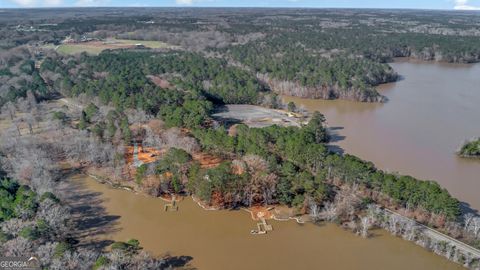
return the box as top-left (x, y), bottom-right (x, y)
top-left (68, 174), bottom-right (461, 270)
top-left (284, 59), bottom-right (480, 212)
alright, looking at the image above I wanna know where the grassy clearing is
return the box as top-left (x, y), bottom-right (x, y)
top-left (114, 39), bottom-right (172, 49)
top-left (55, 39), bottom-right (174, 55)
top-left (57, 44), bottom-right (104, 55)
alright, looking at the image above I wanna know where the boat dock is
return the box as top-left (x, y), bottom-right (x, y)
top-left (164, 196), bottom-right (179, 211)
top-left (251, 218), bottom-right (273, 235)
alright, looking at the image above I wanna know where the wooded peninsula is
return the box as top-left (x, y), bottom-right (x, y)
top-left (1, 8), bottom-right (480, 270)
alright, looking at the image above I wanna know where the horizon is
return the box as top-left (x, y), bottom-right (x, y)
top-left (2, 0), bottom-right (480, 11)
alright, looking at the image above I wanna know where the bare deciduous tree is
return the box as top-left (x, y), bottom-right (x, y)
top-left (12, 118), bottom-right (22, 136)
top-left (322, 202), bottom-right (338, 222)
top-left (389, 214), bottom-right (401, 236)
top-left (1, 238), bottom-right (33, 257)
top-left (308, 199), bottom-right (321, 223)
top-left (36, 242), bottom-right (56, 267)
top-left (464, 213), bottom-right (474, 231)
top-left (403, 220), bottom-right (418, 241)
top-left (25, 113), bottom-right (35, 134)
top-left (1, 218), bottom-right (30, 237)
top-left (471, 217), bottom-right (480, 238)
top-left (1, 101), bottom-right (16, 120)
top-left (243, 154), bottom-right (268, 172)
top-left (360, 216), bottom-right (371, 238)
top-left (143, 126), bottom-right (163, 149)
top-left (163, 128), bottom-right (200, 153)
top-left (49, 248), bottom-right (97, 270)
top-left (37, 199), bottom-right (72, 239)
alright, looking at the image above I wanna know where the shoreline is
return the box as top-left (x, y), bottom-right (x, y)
top-left (77, 171), bottom-right (480, 268)
top-left (83, 170), bottom-right (311, 225)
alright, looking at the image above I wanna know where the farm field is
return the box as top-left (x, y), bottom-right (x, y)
top-left (55, 38), bottom-right (174, 55)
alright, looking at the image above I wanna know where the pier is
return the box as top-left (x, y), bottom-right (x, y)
top-left (164, 196), bottom-right (179, 212)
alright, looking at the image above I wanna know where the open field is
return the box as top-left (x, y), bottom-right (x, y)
top-left (212, 105), bottom-right (303, 128)
top-left (55, 38), bottom-right (174, 55)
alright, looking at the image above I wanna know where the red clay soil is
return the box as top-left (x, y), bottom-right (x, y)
top-left (231, 163), bottom-right (245, 175)
top-left (147, 75), bottom-right (173, 89)
top-left (191, 192), bottom-right (229, 210)
top-left (162, 171), bottom-right (173, 179)
top-left (248, 205), bottom-right (275, 220)
top-left (139, 146), bottom-right (164, 163)
top-left (125, 145), bottom-right (164, 165)
top-left (159, 193), bottom-right (184, 203)
top-left (180, 128), bottom-right (191, 135)
top-left (210, 191), bottom-right (225, 206)
top-left (124, 146), bottom-right (135, 164)
top-left (192, 152), bottom-right (223, 169)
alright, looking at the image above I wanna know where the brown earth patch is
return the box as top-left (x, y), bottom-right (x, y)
top-left (192, 152), bottom-right (222, 169)
top-left (147, 75), bottom-right (173, 89)
top-left (248, 206), bottom-right (275, 221)
top-left (125, 145), bottom-right (164, 165)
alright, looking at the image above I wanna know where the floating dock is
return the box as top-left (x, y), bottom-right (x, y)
top-left (164, 196), bottom-right (179, 211)
top-left (251, 218), bottom-right (273, 235)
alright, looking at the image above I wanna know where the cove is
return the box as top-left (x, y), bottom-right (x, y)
top-left (284, 59), bottom-right (480, 212)
top-left (67, 174), bottom-right (461, 270)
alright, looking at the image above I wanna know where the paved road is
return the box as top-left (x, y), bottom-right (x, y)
top-left (385, 208), bottom-right (480, 258)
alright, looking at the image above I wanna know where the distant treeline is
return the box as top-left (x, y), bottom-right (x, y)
top-left (2, 8), bottom-right (480, 102)
top-left (228, 43), bottom-right (398, 101)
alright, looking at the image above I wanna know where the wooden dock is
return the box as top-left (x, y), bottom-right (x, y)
top-left (251, 218), bottom-right (273, 235)
top-left (164, 196), bottom-right (179, 212)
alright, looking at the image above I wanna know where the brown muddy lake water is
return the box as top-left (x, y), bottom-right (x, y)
top-left (72, 174), bottom-right (461, 270)
top-left (284, 59), bottom-right (480, 212)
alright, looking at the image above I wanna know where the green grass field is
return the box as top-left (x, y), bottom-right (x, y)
top-left (57, 44), bottom-right (104, 55)
top-left (55, 39), bottom-right (174, 55)
top-left (114, 39), bottom-right (172, 49)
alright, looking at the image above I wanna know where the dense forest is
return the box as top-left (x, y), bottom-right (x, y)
top-left (37, 50), bottom-right (268, 130)
top-left (190, 118), bottom-right (460, 220)
top-left (228, 45), bottom-right (397, 101)
top-left (0, 48), bottom-right (50, 108)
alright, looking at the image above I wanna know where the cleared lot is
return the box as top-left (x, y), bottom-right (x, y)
top-left (212, 105), bottom-right (302, 128)
top-left (55, 39), bottom-right (174, 55)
